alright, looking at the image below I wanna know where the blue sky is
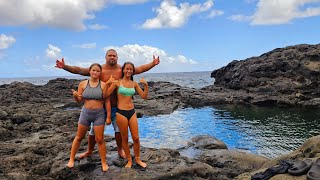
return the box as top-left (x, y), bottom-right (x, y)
top-left (0, 0), bottom-right (320, 78)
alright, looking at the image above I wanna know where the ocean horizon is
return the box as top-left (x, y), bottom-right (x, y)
top-left (0, 71), bottom-right (214, 89)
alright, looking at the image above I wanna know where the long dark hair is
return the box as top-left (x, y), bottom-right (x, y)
top-left (121, 62), bottom-right (135, 81)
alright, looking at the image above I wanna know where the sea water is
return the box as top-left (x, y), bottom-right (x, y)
top-left (104, 105), bottom-right (320, 158)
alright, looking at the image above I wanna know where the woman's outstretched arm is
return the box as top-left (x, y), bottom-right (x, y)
top-left (103, 75), bottom-right (119, 98)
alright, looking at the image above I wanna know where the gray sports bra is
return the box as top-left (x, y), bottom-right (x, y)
top-left (82, 80), bottom-right (103, 100)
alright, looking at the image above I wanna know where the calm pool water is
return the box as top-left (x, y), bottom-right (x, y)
top-left (105, 105), bottom-right (320, 158)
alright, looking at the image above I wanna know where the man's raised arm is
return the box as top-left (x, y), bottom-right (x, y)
top-left (55, 58), bottom-right (90, 76)
top-left (134, 55), bottom-right (160, 75)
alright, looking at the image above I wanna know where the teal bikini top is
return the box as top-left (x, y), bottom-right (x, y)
top-left (118, 81), bottom-right (135, 96)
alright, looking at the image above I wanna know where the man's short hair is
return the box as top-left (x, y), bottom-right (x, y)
top-left (106, 49), bottom-right (117, 56)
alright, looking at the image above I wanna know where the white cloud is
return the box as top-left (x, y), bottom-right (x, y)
top-left (141, 0), bottom-right (214, 29)
top-left (251, 0), bottom-right (320, 25)
top-left (108, 0), bottom-right (149, 5)
top-left (0, 0), bottom-right (154, 31)
top-left (74, 43), bottom-right (97, 49)
top-left (207, 9), bottom-right (224, 18)
top-left (228, 14), bottom-right (252, 22)
top-left (25, 44), bottom-right (214, 75)
top-left (46, 44), bottom-right (61, 59)
top-left (103, 44), bottom-right (204, 72)
top-left (88, 24), bottom-right (108, 30)
top-left (0, 0), bottom-right (108, 31)
top-left (0, 34), bottom-right (16, 50)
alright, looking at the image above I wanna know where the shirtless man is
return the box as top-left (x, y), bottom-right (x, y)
top-left (55, 49), bottom-right (160, 158)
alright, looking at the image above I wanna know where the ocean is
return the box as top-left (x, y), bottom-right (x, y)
top-left (2, 71), bottom-right (320, 158)
top-left (0, 71), bottom-right (214, 89)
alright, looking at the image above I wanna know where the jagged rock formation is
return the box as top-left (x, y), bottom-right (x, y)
top-left (211, 44), bottom-right (320, 107)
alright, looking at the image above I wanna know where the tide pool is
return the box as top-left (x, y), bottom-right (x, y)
top-left (104, 105), bottom-right (320, 158)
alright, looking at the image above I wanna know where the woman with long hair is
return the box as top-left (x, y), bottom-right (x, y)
top-left (105, 62), bottom-right (148, 168)
top-left (68, 63), bottom-right (109, 172)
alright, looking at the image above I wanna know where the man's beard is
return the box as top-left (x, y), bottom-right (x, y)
top-left (108, 60), bottom-right (117, 66)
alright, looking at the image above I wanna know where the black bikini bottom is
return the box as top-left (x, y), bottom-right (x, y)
top-left (117, 109), bottom-right (135, 120)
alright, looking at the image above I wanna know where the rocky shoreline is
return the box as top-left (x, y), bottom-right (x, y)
top-left (0, 43), bottom-right (319, 179)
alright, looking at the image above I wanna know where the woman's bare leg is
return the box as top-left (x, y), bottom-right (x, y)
top-left (67, 123), bottom-right (89, 168)
top-left (93, 125), bottom-right (108, 172)
top-left (129, 113), bottom-right (146, 168)
top-left (116, 113), bottom-right (132, 168)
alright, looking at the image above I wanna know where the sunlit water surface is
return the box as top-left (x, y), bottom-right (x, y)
top-left (105, 105), bottom-right (320, 158)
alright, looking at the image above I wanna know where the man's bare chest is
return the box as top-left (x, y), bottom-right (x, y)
top-left (101, 69), bottom-right (122, 82)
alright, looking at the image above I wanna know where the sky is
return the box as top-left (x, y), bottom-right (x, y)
top-left (0, 0), bottom-right (320, 78)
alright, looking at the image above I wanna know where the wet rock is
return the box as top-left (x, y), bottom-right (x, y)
top-left (188, 135), bottom-right (228, 150)
top-left (193, 149), bottom-right (268, 180)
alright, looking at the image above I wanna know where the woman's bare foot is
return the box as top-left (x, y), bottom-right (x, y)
top-left (135, 157), bottom-right (147, 168)
top-left (102, 163), bottom-right (109, 172)
top-left (125, 159), bottom-right (132, 168)
top-left (79, 151), bottom-right (93, 159)
top-left (118, 149), bottom-right (126, 159)
top-left (67, 160), bottom-right (74, 168)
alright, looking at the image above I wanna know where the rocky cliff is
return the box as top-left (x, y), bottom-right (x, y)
top-left (211, 44), bottom-right (320, 107)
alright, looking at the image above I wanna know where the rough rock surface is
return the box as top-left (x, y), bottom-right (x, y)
top-left (210, 44), bottom-right (320, 107)
top-left (236, 135), bottom-right (320, 180)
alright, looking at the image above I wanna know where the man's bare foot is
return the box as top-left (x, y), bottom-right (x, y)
top-left (135, 157), bottom-right (147, 168)
top-left (67, 160), bottom-right (74, 168)
top-left (102, 163), bottom-right (109, 172)
top-left (118, 150), bottom-right (126, 159)
top-left (79, 151), bottom-right (93, 159)
top-left (125, 159), bottom-right (132, 168)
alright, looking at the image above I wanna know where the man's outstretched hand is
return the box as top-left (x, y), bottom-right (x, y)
top-left (55, 58), bottom-right (65, 69)
top-left (153, 55), bottom-right (160, 66)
